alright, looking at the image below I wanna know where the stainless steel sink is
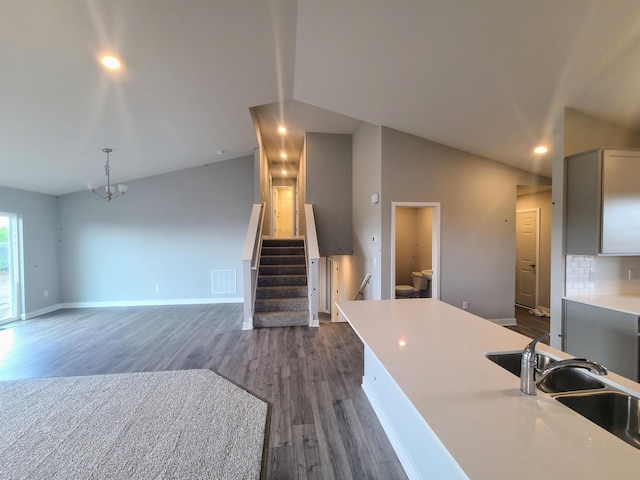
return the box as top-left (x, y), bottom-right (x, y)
top-left (555, 391), bottom-right (640, 450)
top-left (485, 352), bottom-right (606, 393)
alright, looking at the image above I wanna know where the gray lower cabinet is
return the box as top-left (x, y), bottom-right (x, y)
top-left (564, 300), bottom-right (639, 381)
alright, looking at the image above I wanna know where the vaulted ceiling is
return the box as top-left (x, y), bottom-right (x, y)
top-left (2, 0), bottom-right (640, 195)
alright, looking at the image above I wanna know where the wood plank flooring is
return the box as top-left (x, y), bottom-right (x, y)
top-left (0, 305), bottom-right (407, 479)
top-left (506, 305), bottom-right (551, 344)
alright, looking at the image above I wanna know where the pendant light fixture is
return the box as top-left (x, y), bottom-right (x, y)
top-left (87, 148), bottom-right (128, 201)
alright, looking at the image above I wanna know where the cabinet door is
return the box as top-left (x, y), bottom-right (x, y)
top-left (565, 300), bottom-right (639, 381)
top-left (602, 151), bottom-right (640, 254)
top-left (565, 150), bottom-right (601, 255)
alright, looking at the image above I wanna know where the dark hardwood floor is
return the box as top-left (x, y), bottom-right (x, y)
top-left (0, 305), bottom-right (407, 480)
top-left (506, 305), bottom-right (550, 344)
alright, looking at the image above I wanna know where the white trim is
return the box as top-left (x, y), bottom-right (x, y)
top-left (21, 303), bottom-right (63, 320)
top-left (516, 208), bottom-right (540, 309)
top-left (488, 317), bottom-right (517, 326)
top-left (64, 298), bottom-right (243, 308)
top-left (21, 297), bottom-right (243, 320)
top-left (362, 380), bottom-right (420, 480)
top-left (390, 202), bottom-right (441, 300)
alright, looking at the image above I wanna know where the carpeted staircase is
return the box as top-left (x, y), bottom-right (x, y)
top-left (254, 238), bottom-right (310, 327)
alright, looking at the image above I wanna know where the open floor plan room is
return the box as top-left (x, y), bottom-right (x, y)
top-left (0, 304), bottom-right (406, 479)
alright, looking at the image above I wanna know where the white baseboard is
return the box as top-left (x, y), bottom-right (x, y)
top-left (489, 317), bottom-right (517, 326)
top-left (22, 297), bottom-right (243, 319)
top-left (22, 303), bottom-right (65, 320)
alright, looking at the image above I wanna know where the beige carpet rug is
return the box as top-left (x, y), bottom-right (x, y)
top-left (0, 369), bottom-right (268, 479)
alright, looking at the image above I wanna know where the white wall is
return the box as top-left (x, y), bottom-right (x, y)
top-left (380, 127), bottom-right (550, 320)
top-left (352, 122), bottom-right (382, 299)
top-left (58, 156), bottom-right (254, 305)
top-left (0, 186), bottom-right (60, 317)
top-left (394, 207), bottom-right (433, 285)
top-left (395, 207), bottom-right (418, 285)
top-left (416, 207), bottom-right (433, 272)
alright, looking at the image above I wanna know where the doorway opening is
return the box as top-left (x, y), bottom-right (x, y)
top-left (273, 185), bottom-right (294, 238)
top-left (390, 202), bottom-right (441, 300)
top-left (0, 213), bottom-right (21, 325)
top-left (515, 209), bottom-right (539, 309)
top-left (515, 186), bottom-right (551, 316)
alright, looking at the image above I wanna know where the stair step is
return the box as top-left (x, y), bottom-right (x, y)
top-left (259, 265), bottom-right (306, 276)
top-left (260, 255), bottom-right (306, 266)
top-left (258, 275), bottom-right (307, 287)
top-left (261, 246), bottom-right (305, 256)
top-left (255, 297), bottom-right (308, 312)
top-left (253, 311), bottom-right (309, 328)
top-left (256, 285), bottom-right (308, 299)
top-left (262, 238), bottom-right (304, 248)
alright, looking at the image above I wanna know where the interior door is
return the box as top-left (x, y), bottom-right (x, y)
top-left (274, 186), bottom-right (293, 238)
top-left (515, 210), bottom-right (538, 308)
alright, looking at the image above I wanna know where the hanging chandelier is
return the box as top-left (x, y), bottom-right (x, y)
top-left (87, 148), bottom-right (128, 201)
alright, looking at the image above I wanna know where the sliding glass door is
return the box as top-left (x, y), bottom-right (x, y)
top-left (0, 214), bottom-right (19, 324)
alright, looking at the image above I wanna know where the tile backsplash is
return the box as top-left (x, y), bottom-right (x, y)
top-left (566, 254), bottom-right (640, 296)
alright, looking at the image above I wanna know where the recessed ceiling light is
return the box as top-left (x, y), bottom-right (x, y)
top-left (280, 152), bottom-right (287, 159)
top-left (101, 55), bottom-right (122, 70)
top-left (278, 126), bottom-right (287, 134)
top-left (216, 150), bottom-right (225, 155)
top-left (534, 145), bottom-right (549, 155)
top-left (281, 169), bottom-right (287, 175)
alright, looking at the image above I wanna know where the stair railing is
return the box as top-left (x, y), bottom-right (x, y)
top-left (241, 202), bottom-right (265, 329)
top-left (304, 204), bottom-right (320, 327)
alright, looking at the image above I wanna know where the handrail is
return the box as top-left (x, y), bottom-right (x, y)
top-left (305, 204), bottom-right (320, 327)
top-left (241, 203), bottom-right (265, 268)
top-left (242, 203), bottom-right (265, 329)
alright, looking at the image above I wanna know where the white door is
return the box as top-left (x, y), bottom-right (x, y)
top-left (273, 186), bottom-right (293, 238)
top-left (515, 210), bottom-right (538, 308)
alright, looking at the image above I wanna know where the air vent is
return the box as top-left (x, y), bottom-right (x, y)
top-left (212, 269), bottom-right (236, 294)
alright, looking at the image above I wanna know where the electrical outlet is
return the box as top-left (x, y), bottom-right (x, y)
top-left (44, 290), bottom-right (48, 298)
top-left (462, 301), bottom-right (469, 310)
top-left (155, 285), bottom-right (161, 293)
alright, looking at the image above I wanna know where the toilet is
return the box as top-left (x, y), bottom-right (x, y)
top-left (395, 271), bottom-right (430, 298)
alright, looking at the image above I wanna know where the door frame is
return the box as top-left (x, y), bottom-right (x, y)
top-left (0, 212), bottom-right (23, 325)
top-left (390, 202), bottom-right (441, 300)
top-left (515, 208), bottom-right (540, 309)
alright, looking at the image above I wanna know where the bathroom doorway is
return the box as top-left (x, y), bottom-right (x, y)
top-left (391, 202), bottom-right (441, 299)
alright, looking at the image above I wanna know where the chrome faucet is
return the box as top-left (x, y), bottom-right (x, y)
top-left (520, 333), bottom-right (608, 395)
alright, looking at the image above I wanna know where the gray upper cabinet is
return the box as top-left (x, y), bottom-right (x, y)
top-left (565, 147), bottom-right (640, 255)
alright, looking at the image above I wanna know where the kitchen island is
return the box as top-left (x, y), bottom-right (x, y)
top-left (337, 299), bottom-right (640, 479)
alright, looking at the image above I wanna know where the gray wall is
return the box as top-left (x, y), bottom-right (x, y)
top-left (352, 123), bottom-right (382, 299)
top-left (380, 127), bottom-right (550, 320)
top-left (305, 133), bottom-right (353, 256)
top-left (58, 156), bottom-right (254, 304)
top-left (0, 186), bottom-right (60, 317)
top-left (550, 107), bottom-right (640, 348)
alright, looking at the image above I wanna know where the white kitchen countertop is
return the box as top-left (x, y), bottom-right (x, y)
top-left (564, 294), bottom-right (640, 316)
top-left (337, 298), bottom-right (640, 479)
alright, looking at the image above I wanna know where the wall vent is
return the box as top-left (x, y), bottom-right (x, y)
top-left (212, 269), bottom-right (236, 294)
